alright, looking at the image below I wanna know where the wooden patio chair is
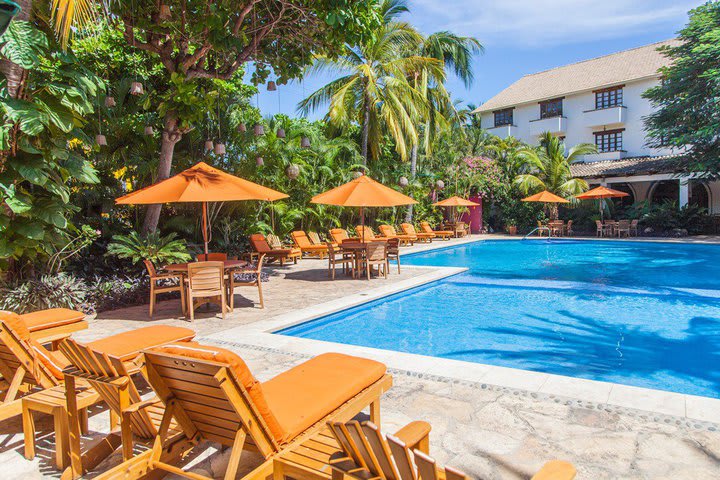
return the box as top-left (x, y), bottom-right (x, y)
top-left (143, 259), bottom-right (185, 318)
top-left (1, 308), bottom-right (87, 347)
top-left (227, 254), bottom-right (266, 309)
top-left (420, 221), bottom-right (453, 240)
top-left (329, 228), bottom-right (350, 245)
top-left (363, 242), bottom-right (387, 280)
top-left (378, 225), bottom-right (415, 246)
top-left (616, 219), bottom-right (631, 238)
top-left (92, 343), bottom-right (393, 480)
top-left (386, 237), bottom-right (401, 274)
top-left (355, 225), bottom-right (376, 241)
top-left (401, 223), bottom-right (433, 243)
top-left (250, 234), bottom-right (301, 266)
top-left (186, 261), bottom-right (227, 321)
top-left (565, 220), bottom-right (574, 236)
top-left (630, 219), bottom-right (639, 236)
top-left (292, 231), bottom-right (329, 259)
top-left (595, 220), bottom-right (605, 237)
top-left (59, 338), bottom-right (194, 479)
top-left (327, 243), bottom-right (353, 280)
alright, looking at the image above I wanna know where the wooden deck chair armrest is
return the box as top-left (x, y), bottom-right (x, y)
top-left (393, 420), bottom-right (431, 452)
top-left (122, 395), bottom-right (163, 415)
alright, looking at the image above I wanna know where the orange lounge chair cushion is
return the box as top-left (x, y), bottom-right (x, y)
top-left (19, 308), bottom-right (85, 331)
top-left (0, 312), bottom-right (69, 379)
top-left (152, 342), bottom-right (285, 443)
top-left (262, 353), bottom-right (386, 443)
top-left (87, 325), bottom-right (195, 361)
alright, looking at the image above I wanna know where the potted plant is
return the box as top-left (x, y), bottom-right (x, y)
top-left (506, 218), bottom-right (517, 235)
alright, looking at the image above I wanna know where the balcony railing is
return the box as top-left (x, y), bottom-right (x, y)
top-left (487, 124), bottom-right (517, 138)
top-left (583, 106), bottom-right (626, 128)
top-left (528, 116), bottom-right (567, 136)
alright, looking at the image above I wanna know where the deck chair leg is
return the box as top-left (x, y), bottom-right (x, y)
top-left (257, 282), bottom-right (264, 309)
top-left (22, 402), bottom-right (35, 460)
top-left (65, 375), bottom-right (83, 479)
top-left (5, 366), bottom-right (26, 403)
top-left (369, 399), bottom-right (380, 424)
top-left (223, 429), bottom-right (247, 480)
top-left (188, 297), bottom-right (195, 321)
top-left (149, 284), bottom-right (155, 318)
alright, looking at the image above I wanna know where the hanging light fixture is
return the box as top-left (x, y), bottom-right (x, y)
top-left (130, 81), bottom-right (144, 95)
top-left (254, 124), bottom-right (265, 136)
top-left (238, 123), bottom-right (247, 133)
top-left (399, 176), bottom-right (409, 188)
top-left (158, 4), bottom-right (171, 20)
top-left (267, 80), bottom-right (277, 91)
top-left (214, 142), bottom-right (226, 155)
top-left (105, 96), bottom-right (116, 107)
top-left (300, 136), bottom-right (311, 148)
top-left (204, 139), bottom-right (214, 152)
top-left (144, 125), bottom-right (154, 136)
top-left (353, 171), bottom-right (364, 179)
top-left (96, 134), bottom-right (107, 146)
top-left (256, 156), bottom-right (264, 166)
top-left (436, 180), bottom-right (445, 190)
top-left (286, 164), bottom-right (300, 180)
top-left (276, 128), bottom-right (286, 139)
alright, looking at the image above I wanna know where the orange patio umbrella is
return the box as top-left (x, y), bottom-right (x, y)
top-left (433, 196), bottom-right (480, 223)
top-left (311, 174), bottom-right (417, 241)
top-left (575, 186), bottom-right (629, 221)
top-left (521, 190), bottom-right (570, 204)
top-left (116, 162), bottom-right (288, 254)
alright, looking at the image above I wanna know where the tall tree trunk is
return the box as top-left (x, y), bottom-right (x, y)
top-left (360, 95), bottom-right (370, 165)
top-left (404, 143), bottom-right (418, 222)
top-left (142, 111), bottom-right (183, 234)
top-left (0, 0), bottom-right (30, 99)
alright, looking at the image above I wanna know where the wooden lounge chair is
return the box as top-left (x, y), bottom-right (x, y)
top-left (420, 221), bottom-right (453, 240)
top-left (292, 231), bottom-right (329, 259)
top-left (355, 225), bottom-right (376, 241)
top-left (267, 234), bottom-right (285, 250)
top-left (59, 338), bottom-right (195, 479)
top-left (93, 343), bottom-right (393, 480)
top-left (378, 225), bottom-right (416, 246)
top-left (227, 254), bottom-right (266, 309)
top-left (1, 308), bottom-right (88, 346)
top-left (143, 259), bottom-right (185, 318)
top-left (329, 228), bottom-right (350, 245)
top-left (308, 232), bottom-right (326, 246)
top-left (401, 223), bottom-right (434, 243)
top-left (250, 233), bottom-right (301, 266)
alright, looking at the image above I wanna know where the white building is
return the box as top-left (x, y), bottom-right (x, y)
top-left (474, 40), bottom-right (719, 213)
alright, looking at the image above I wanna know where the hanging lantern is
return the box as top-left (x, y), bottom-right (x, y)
top-left (300, 136), bottom-right (311, 148)
top-left (276, 128), bottom-right (286, 139)
top-left (144, 125), bottom-right (154, 136)
top-left (130, 81), bottom-right (144, 96)
top-left (238, 123), bottom-right (247, 133)
top-left (253, 124), bottom-right (264, 136)
top-left (436, 180), bottom-right (445, 190)
top-left (158, 4), bottom-right (171, 20)
top-left (286, 164), bottom-right (300, 180)
top-left (214, 142), bottom-right (226, 155)
top-left (204, 139), bottom-right (214, 152)
top-left (353, 171), bottom-right (364, 179)
top-left (95, 134), bottom-right (107, 146)
top-left (399, 176), bottom-right (409, 187)
top-left (256, 156), bottom-right (264, 167)
top-left (105, 96), bottom-right (116, 108)
top-left (267, 81), bottom-right (277, 91)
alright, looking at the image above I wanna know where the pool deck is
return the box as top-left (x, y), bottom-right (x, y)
top-left (4, 234), bottom-right (720, 478)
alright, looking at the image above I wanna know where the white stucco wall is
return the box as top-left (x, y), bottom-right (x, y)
top-left (480, 77), bottom-right (675, 161)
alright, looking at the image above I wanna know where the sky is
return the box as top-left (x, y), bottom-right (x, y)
top-left (249, 0), bottom-right (704, 121)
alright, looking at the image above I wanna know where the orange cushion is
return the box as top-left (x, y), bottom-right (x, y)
top-left (19, 308), bottom-right (85, 331)
top-left (152, 342), bottom-right (285, 443)
top-left (0, 311), bottom-right (31, 340)
top-left (0, 312), bottom-right (67, 380)
top-left (87, 325), bottom-right (195, 361)
top-left (262, 353), bottom-right (386, 443)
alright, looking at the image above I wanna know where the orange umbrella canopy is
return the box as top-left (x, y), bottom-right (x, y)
top-left (433, 196), bottom-right (481, 207)
top-left (575, 186), bottom-right (629, 200)
top-left (116, 161), bottom-right (288, 204)
top-left (311, 174), bottom-right (417, 207)
top-left (522, 190), bottom-right (570, 204)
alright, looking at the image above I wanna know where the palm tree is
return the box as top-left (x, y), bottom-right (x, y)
top-left (299, 0), bottom-right (439, 164)
top-left (514, 132), bottom-right (596, 219)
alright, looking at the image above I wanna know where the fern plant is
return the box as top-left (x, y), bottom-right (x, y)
top-left (107, 231), bottom-right (191, 266)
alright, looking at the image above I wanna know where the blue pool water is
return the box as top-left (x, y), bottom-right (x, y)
top-left (280, 240), bottom-right (720, 398)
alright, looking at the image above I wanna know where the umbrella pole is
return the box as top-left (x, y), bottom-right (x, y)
top-left (202, 201), bottom-right (209, 254)
top-left (360, 207), bottom-right (365, 242)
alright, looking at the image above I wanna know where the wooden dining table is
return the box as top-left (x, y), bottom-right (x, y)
top-left (164, 259), bottom-right (249, 273)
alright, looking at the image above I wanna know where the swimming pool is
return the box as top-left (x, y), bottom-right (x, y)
top-left (279, 240), bottom-right (720, 398)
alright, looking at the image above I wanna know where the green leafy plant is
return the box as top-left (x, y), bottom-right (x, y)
top-left (0, 273), bottom-right (88, 313)
top-left (107, 231), bottom-right (191, 266)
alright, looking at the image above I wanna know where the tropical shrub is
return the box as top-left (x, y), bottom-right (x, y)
top-left (629, 200), bottom-right (710, 235)
top-left (0, 273), bottom-right (88, 313)
top-left (107, 231), bottom-right (191, 266)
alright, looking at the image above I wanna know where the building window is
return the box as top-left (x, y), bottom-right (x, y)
top-left (594, 129), bottom-right (624, 152)
top-left (539, 98), bottom-right (563, 119)
top-left (493, 108), bottom-right (513, 127)
top-left (595, 86), bottom-right (623, 109)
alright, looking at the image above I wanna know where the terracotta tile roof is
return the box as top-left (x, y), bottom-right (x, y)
top-left (473, 39), bottom-right (680, 114)
top-left (570, 154), bottom-right (685, 179)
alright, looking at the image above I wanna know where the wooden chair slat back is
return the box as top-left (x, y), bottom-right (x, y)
top-left (345, 421), bottom-right (384, 476)
top-left (328, 422), bottom-right (366, 468)
top-left (413, 449), bottom-right (439, 480)
top-left (366, 242), bottom-right (386, 261)
top-left (362, 422), bottom-right (403, 480)
top-left (0, 322), bottom-right (57, 388)
top-left (386, 434), bottom-right (417, 480)
top-left (308, 232), bottom-right (322, 245)
top-left (267, 234), bottom-right (283, 249)
top-left (142, 351), bottom-right (279, 456)
top-left (143, 259), bottom-right (157, 277)
top-left (187, 261), bottom-right (224, 295)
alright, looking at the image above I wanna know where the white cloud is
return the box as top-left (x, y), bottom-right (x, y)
top-left (408, 0), bottom-right (702, 47)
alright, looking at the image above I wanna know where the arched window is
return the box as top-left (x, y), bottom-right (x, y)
top-left (689, 181), bottom-right (710, 211)
top-left (608, 183), bottom-right (635, 208)
top-left (649, 180), bottom-right (679, 205)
